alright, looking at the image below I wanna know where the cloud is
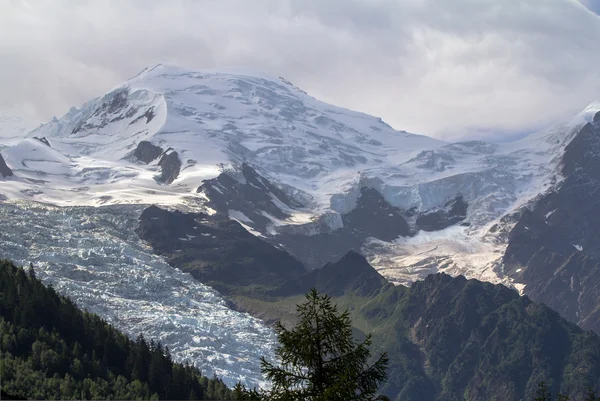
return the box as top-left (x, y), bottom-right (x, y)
top-left (580, 0), bottom-right (600, 14)
top-left (1, 0), bottom-right (600, 141)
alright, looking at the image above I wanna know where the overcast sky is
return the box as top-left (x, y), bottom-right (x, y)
top-left (2, 0), bottom-right (600, 141)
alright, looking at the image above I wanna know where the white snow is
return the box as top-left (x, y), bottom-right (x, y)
top-left (0, 64), bottom-right (443, 213)
top-left (228, 210), bottom-right (253, 223)
top-left (363, 226), bottom-right (508, 287)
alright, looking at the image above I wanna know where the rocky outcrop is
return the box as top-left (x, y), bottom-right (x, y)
top-left (301, 251), bottom-right (389, 297)
top-left (342, 188), bottom-right (412, 241)
top-left (0, 153), bottom-right (13, 178)
top-left (33, 137), bottom-right (50, 147)
top-left (131, 141), bottom-right (180, 184)
top-left (197, 163), bottom-right (303, 231)
top-left (133, 141), bottom-right (163, 164)
top-left (504, 118), bottom-right (600, 333)
top-left (274, 187), bottom-right (414, 270)
top-left (136, 205), bottom-right (305, 294)
top-left (156, 149), bottom-right (181, 184)
top-left (416, 195), bottom-right (468, 231)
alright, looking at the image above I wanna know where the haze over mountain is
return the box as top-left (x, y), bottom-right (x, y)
top-left (4, 0), bottom-right (600, 140)
top-left (2, 64), bottom-right (600, 398)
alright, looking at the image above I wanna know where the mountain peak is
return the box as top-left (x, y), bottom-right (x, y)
top-left (129, 63), bottom-right (297, 92)
top-left (579, 101), bottom-right (600, 124)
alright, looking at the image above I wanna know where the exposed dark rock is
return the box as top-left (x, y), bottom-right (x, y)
top-left (72, 88), bottom-right (133, 135)
top-left (0, 153), bottom-right (13, 178)
top-left (33, 137), bottom-right (50, 147)
top-left (504, 118), bottom-right (600, 333)
top-left (281, 251), bottom-right (390, 297)
top-left (273, 187), bottom-right (413, 270)
top-left (407, 150), bottom-right (455, 171)
top-left (594, 110), bottom-right (600, 123)
top-left (416, 195), bottom-right (468, 231)
top-left (133, 141), bottom-right (163, 164)
top-left (156, 149), bottom-right (181, 184)
top-left (197, 163), bottom-right (302, 231)
top-left (197, 168), bottom-right (468, 271)
top-left (106, 89), bottom-right (128, 115)
top-left (342, 188), bottom-right (412, 241)
top-left (136, 205), bottom-right (305, 294)
top-left (130, 106), bottom-right (156, 125)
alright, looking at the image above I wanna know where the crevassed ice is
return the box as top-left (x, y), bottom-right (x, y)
top-left (0, 201), bottom-right (276, 388)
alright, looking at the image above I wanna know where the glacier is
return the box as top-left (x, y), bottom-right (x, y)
top-left (0, 201), bottom-right (276, 388)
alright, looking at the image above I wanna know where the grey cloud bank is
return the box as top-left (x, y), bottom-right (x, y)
top-left (2, 0), bottom-right (600, 141)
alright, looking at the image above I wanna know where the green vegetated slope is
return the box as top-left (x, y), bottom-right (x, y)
top-left (0, 259), bottom-right (233, 400)
top-left (136, 206), bottom-right (600, 401)
top-left (245, 252), bottom-right (600, 401)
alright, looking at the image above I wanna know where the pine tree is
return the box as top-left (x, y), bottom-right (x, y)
top-left (233, 382), bottom-right (261, 400)
top-left (586, 388), bottom-right (599, 401)
top-left (258, 288), bottom-right (389, 401)
top-left (534, 382), bottom-right (552, 401)
top-left (27, 262), bottom-right (36, 279)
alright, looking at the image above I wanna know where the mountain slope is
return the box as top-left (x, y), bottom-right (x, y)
top-left (136, 206), bottom-right (600, 401)
top-left (2, 65), bottom-right (596, 288)
top-left (136, 205), bottom-right (306, 294)
top-left (504, 111), bottom-right (600, 333)
top-left (0, 259), bottom-right (232, 400)
top-left (0, 202), bottom-right (276, 388)
top-left (4, 65), bottom-right (600, 396)
top-left (369, 272), bottom-right (600, 401)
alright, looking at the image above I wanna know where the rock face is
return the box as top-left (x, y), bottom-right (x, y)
top-left (299, 250), bottom-right (390, 297)
top-left (0, 153), bottom-right (13, 178)
top-left (156, 149), bottom-right (181, 184)
top-left (416, 195), bottom-right (468, 231)
top-left (132, 141), bottom-right (180, 183)
top-left (133, 141), bottom-right (163, 164)
top-left (197, 163), bottom-right (303, 232)
top-left (197, 164), bottom-right (471, 271)
top-left (504, 118), bottom-right (600, 333)
top-left (274, 187), bottom-right (415, 270)
top-left (136, 205), bottom-right (305, 293)
top-left (342, 188), bottom-right (413, 241)
top-left (33, 137), bottom-right (50, 147)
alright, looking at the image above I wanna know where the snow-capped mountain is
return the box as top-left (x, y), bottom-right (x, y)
top-left (3, 64), bottom-right (600, 384)
top-left (1, 64), bottom-right (597, 286)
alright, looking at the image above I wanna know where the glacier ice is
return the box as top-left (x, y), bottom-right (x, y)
top-left (0, 201), bottom-right (276, 388)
